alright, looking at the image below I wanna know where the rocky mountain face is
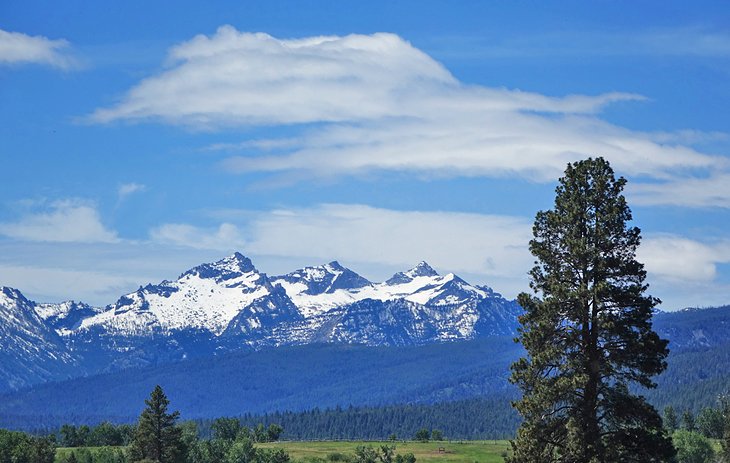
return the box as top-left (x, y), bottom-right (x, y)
top-left (0, 252), bottom-right (522, 392)
top-left (0, 287), bottom-right (78, 390)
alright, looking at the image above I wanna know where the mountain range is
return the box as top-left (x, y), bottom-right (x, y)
top-left (0, 253), bottom-right (522, 393)
top-left (1, 252), bottom-right (730, 430)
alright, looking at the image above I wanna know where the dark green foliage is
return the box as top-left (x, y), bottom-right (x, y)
top-left (212, 418), bottom-right (241, 442)
top-left (379, 445), bottom-right (396, 463)
top-left (508, 158), bottom-right (675, 462)
top-left (721, 395), bottom-right (730, 463)
top-left (226, 437), bottom-right (256, 463)
top-left (0, 429), bottom-right (55, 463)
top-left (429, 430), bottom-right (443, 441)
top-left (353, 446), bottom-right (379, 463)
top-left (682, 410), bottom-right (696, 432)
top-left (222, 397), bottom-right (518, 440)
top-left (253, 424), bottom-right (267, 444)
top-left (696, 407), bottom-right (724, 438)
top-left (90, 422), bottom-right (125, 447)
top-left (78, 426), bottom-right (92, 447)
top-left (58, 423), bottom-right (134, 448)
top-left (413, 429), bottom-right (429, 442)
top-left (128, 385), bottom-right (184, 463)
top-left (352, 445), bottom-right (412, 463)
top-left (61, 424), bottom-right (82, 447)
top-left (672, 430), bottom-right (714, 463)
top-left (266, 425), bottom-right (283, 443)
top-left (664, 406), bottom-right (678, 433)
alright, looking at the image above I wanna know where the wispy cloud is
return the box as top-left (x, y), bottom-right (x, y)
top-left (637, 234), bottom-right (730, 309)
top-left (0, 28), bottom-right (77, 69)
top-left (87, 27), bottom-right (725, 195)
top-left (0, 264), bottom-right (140, 304)
top-left (0, 199), bottom-right (119, 243)
top-left (629, 173), bottom-right (730, 208)
top-left (428, 27), bottom-right (730, 60)
top-left (150, 222), bottom-right (246, 251)
top-left (117, 182), bottom-right (147, 200)
top-left (638, 27), bottom-right (730, 57)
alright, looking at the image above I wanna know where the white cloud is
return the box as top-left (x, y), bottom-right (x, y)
top-left (88, 27), bottom-right (723, 188)
top-left (150, 222), bottom-right (246, 251)
top-left (638, 28), bottom-right (730, 57)
top-left (246, 204), bottom-right (533, 278)
top-left (0, 240), bottom-right (227, 305)
top-left (117, 182), bottom-right (147, 200)
top-left (629, 173), bottom-right (730, 208)
top-left (0, 28), bottom-right (76, 69)
top-left (0, 264), bottom-right (140, 305)
top-left (639, 235), bottom-right (730, 283)
top-left (0, 199), bottom-right (118, 243)
top-left (222, 115), bottom-right (715, 183)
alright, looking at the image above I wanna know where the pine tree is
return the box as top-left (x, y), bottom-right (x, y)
top-left (682, 410), bottom-right (696, 432)
top-left (128, 385), bottom-right (184, 463)
top-left (663, 406), bottom-right (678, 433)
top-left (508, 158), bottom-right (675, 463)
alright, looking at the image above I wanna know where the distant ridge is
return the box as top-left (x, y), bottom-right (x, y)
top-left (0, 253), bottom-right (522, 392)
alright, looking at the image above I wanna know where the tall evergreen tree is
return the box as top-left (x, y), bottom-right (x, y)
top-left (508, 158), bottom-right (675, 463)
top-left (129, 385), bottom-right (184, 463)
top-left (663, 406), bottom-right (678, 433)
top-left (682, 410), bottom-right (696, 432)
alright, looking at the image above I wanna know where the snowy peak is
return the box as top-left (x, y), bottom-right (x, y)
top-left (409, 261), bottom-right (439, 278)
top-left (1, 286), bottom-right (37, 322)
top-left (406, 273), bottom-right (486, 306)
top-left (75, 252), bottom-right (295, 337)
top-left (273, 261), bottom-right (372, 296)
top-left (36, 300), bottom-right (102, 332)
top-left (179, 252), bottom-right (257, 284)
top-left (386, 261), bottom-right (438, 285)
top-left (0, 287), bottom-right (76, 391)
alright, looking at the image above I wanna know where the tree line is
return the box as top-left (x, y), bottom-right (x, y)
top-left (660, 397), bottom-right (730, 463)
top-left (196, 396), bottom-right (517, 441)
top-left (53, 385), bottom-right (420, 463)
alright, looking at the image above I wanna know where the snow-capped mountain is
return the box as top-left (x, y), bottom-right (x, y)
top-left (0, 287), bottom-right (78, 391)
top-left (270, 259), bottom-right (520, 346)
top-left (385, 261), bottom-right (439, 285)
top-left (271, 261), bottom-right (373, 317)
top-left (36, 300), bottom-right (103, 333)
top-left (0, 253), bottom-right (522, 392)
top-left (78, 253), bottom-right (300, 337)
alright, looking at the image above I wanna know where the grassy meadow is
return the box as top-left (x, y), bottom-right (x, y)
top-left (257, 440), bottom-right (512, 463)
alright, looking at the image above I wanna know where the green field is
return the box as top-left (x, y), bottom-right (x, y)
top-left (54, 441), bottom-right (511, 463)
top-left (258, 440), bottom-right (512, 463)
top-left (55, 446), bottom-right (127, 462)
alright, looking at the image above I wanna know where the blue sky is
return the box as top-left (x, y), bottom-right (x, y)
top-left (1, 1), bottom-right (729, 309)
